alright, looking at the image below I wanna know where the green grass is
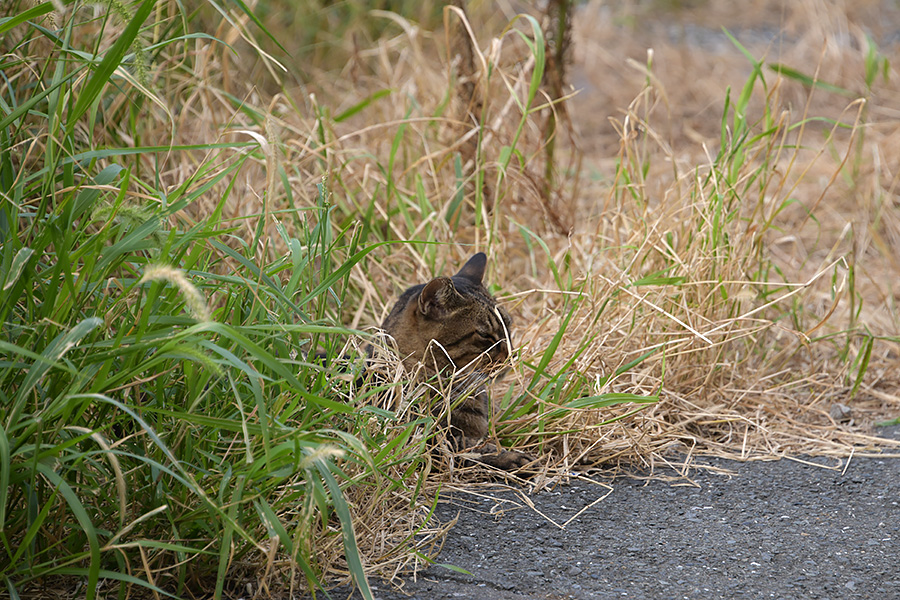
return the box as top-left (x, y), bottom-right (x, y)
top-left (0, 129), bottom-right (381, 595)
top-left (0, 2), bottom-right (420, 597)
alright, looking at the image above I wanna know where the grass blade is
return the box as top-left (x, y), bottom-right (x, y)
top-left (13, 317), bottom-right (103, 412)
top-left (0, 2), bottom-right (53, 35)
top-left (36, 465), bottom-right (101, 600)
top-left (316, 460), bottom-right (374, 600)
top-left (68, 0), bottom-right (156, 129)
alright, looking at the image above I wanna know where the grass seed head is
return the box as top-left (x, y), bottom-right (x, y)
top-left (140, 264), bottom-right (213, 323)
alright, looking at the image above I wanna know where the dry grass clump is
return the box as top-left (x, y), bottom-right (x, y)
top-left (151, 0), bottom-right (900, 541)
top-left (556, 0), bottom-right (900, 463)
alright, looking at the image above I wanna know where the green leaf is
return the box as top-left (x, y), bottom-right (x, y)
top-left (0, 2), bottom-right (53, 35)
top-left (215, 474), bottom-right (245, 600)
top-left (631, 273), bottom-right (686, 287)
top-left (14, 317), bottom-right (103, 411)
top-left (436, 563), bottom-right (473, 575)
top-left (850, 334), bottom-right (874, 398)
top-left (0, 426), bottom-right (9, 529)
top-left (227, 0), bottom-right (288, 54)
top-left (2, 247), bottom-right (34, 291)
top-left (46, 569), bottom-right (179, 599)
top-left (316, 460), bottom-right (374, 600)
top-left (334, 89), bottom-right (392, 122)
top-left (768, 63), bottom-right (855, 97)
top-left (0, 70), bottom-right (75, 133)
top-left (68, 0), bottom-right (157, 129)
top-left (37, 465), bottom-right (101, 600)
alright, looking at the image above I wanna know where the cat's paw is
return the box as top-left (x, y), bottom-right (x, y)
top-left (466, 443), bottom-right (536, 471)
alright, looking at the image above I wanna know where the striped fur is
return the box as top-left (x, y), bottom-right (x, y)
top-left (381, 253), bottom-right (531, 470)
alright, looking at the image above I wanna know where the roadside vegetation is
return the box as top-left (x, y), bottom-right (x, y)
top-left (2, 0), bottom-right (898, 598)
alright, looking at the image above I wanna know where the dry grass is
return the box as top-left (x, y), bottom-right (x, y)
top-left (560, 0), bottom-right (900, 460)
top-left (156, 0), bottom-right (900, 576)
top-left (204, 1), bottom-right (900, 585)
top-left (9, 0), bottom-right (899, 593)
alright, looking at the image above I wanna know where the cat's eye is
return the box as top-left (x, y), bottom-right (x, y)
top-left (475, 332), bottom-right (501, 347)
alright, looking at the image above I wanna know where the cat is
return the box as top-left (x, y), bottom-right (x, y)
top-left (380, 252), bottom-right (532, 470)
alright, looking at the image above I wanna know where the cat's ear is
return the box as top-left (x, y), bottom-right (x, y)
top-left (418, 276), bottom-right (458, 319)
top-left (455, 252), bottom-right (487, 284)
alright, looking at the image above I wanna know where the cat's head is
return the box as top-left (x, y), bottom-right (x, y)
top-left (382, 253), bottom-right (513, 378)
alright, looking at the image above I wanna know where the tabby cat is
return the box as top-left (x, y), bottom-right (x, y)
top-left (380, 253), bottom-right (532, 470)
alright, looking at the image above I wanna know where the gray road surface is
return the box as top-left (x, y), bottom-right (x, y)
top-left (323, 426), bottom-right (900, 600)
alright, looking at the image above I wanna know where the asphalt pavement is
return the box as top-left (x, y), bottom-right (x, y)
top-left (322, 426), bottom-right (900, 600)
